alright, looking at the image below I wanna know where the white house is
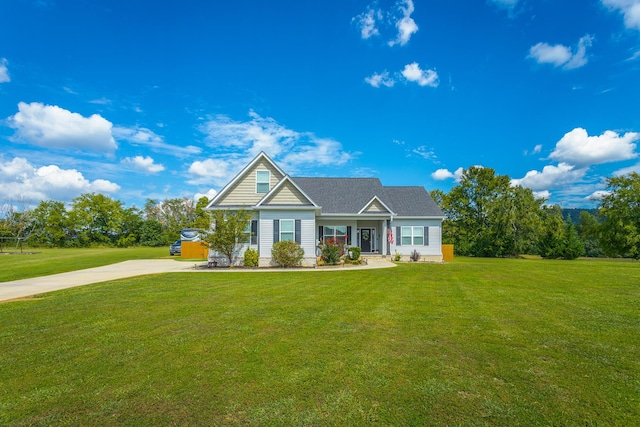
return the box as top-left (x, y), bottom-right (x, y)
top-left (205, 152), bottom-right (445, 266)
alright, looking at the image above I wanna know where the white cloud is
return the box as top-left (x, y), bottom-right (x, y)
top-left (0, 156), bottom-right (120, 201)
top-left (188, 159), bottom-right (232, 185)
top-left (401, 62), bottom-right (439, 87)
top-left (389, 0), bottom-right (419, 47)
top-left (587, 190), bottom-right (610, 200)
top-left (113, 126), bottom-right (201, 157)
top-left (511, 163), bottom-right (587, 191)
top-left (533, 190), bottom-right (551, 200)
top-left (602, 0), bottom-right (640, 31)
top-left (353, 7), bottom-right (381, 39)
top-left (0, 58), bottom-right (10, 83)
top-left (550, 127), bottom-right (639, 167)
top-left (122, 155), bottom-right (165, 173)
top-left (200, 110), bottom-right (352, 171)
top-left (194, 189), bottom-right (217, 202)
top-left (8, 102), bottom-right (117, 152)
top-left (365, 71), bottom-right (395, 88)
top-left (528, 35), bottom-right (594, 70)
top-left (353, 0), bottom-right (418, 46)
top-left (432, 167), bottom-right (464, 181)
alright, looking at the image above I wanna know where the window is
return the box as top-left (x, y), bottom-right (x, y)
top-left (239, 222), bottom-right (251, 244)
top-left (323, 226), bottom-right (347, 244)
top-left (402, 226), bottom-right (424, 246)
top-left (280, 219), bottom-right (295, 241)
top-left (256, 170), bottom-right (270, 194)
top-left (239, 220), bottom-right (258, 244)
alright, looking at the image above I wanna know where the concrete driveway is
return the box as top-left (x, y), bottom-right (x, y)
top-left (0, 258), bottom-right (395, 302)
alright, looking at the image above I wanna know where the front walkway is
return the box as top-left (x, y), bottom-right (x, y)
top-left (0, 258), bottom-right (395, 302)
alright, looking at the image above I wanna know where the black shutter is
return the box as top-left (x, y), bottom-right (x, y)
top-left (396, 226), bottom-right (401, 246)
top-left (424, 226), bottom-right (429, 246)
top-left (251, 220), bottom-right (258, 245)
top-left (346, 226), bottom-right (352, 245)
top-left (295, 220), bottom-right (301, 244)
top-left (273, 219), bottom-right (279, 243)
top-left (318, 226), bottom-right (323, 242)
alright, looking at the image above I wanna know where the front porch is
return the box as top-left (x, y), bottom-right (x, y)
top-left (317, 218), bottom-right (393, 256)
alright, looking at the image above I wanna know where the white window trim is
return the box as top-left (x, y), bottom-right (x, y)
top-left (256, 170), bottom-right (270, 194)
top-left (401, 226), bottom-right (423, 246)
top-left (323, 225), bottom-right (347, 244)
top-left (280, 219), bottom-right (295, 242)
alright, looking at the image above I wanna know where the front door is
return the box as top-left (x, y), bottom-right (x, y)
top-left (360, 228), bottom-right (372, 252)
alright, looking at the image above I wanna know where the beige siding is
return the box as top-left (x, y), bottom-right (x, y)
top-left (264, 181), bottom-right (311, 205)
top-left (215, 158), bottom-right (284, 206)
top-left (363, 199), bottom-right (389, 213)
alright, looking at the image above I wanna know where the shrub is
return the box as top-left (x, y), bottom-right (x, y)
top-left (348, 246), bottom-right (361, 261)
top-left (410, 249), bottom-right (420, 262)
top-left (271, 240), bottom-right (305, 267)
top-left (243, 248), bottom-right (259, 267)
top-left (393, 250), bottom-right (401, 262)
top-left (320, 238), bottom-right (344, 265)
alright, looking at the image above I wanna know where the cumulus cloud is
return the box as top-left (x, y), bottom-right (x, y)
top-left (188, 158), bottom-right (232, 186)
top-left (8, 102), bottom-right (117, 152)
top-left (122, 155), bottom-right (165, 173)
top-left (0, 58), bottom-right (9, 83)
top-left (353, 0), bottom-right (418, 46)
top-left (602, 0), bottom-right (640, 31)
top-left (401, 62), bottom-right (439, 87)
top-left (511, 163), bottom-right (587, 191)
top-left (0, 156), bottom-right (120, 201)
top-left (550, 127), bottom-right (639, 167)
top-left (389, 0), bottom-right (419, 47)
top-left (432, 167), bottom-right (464, 181)
top-left (365, 71), bottom-right (395, 88)
top-left (533, 190), bottom-right (551, 200)
top-left (113, 126), bottom-right (201, 157)
top-left (587, 190), bottom-right (610, 200)
top-left (528, 35), bottom-right (594, 70)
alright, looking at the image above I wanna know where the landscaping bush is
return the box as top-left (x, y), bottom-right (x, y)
top-left (348, 246), bottom-right (361, 261)
top-left (271, 241), bottom-right (304, 267)
top-left (320, 238), bottom-right (343, 265)
top-left (243, 248), bottom-right (259, 267)
top-left (410, 249), bottom-right (420, 262)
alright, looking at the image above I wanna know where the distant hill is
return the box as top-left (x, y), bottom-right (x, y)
top-left (562, 208), bottom-right (598, 223)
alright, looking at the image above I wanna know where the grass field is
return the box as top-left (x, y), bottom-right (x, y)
top-left (1, 256), bottom-right (639, 425)
top-left (0, 247), bottom-right (168, 282)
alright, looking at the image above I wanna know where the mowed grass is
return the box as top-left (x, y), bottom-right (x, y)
top-left (1, 258), bottom-right (639, 426)
top-left (0, 247), bottom-right (168, 282)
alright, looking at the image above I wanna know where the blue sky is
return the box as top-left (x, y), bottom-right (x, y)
top-left (1, 0), bottom-right (639, 209)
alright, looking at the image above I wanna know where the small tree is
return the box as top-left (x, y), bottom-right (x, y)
top-left (205, 209), bottom-right (251, 266)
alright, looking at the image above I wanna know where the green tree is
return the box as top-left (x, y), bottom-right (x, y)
top-left (597, 172), bottom-right (640, 258)
top-left (28, 200), bottom-right (69, 247)
top-left (562, 218), bottom-right (585, 260)
top-left (538, 205), bottom-right (566, 259)
top-left (68, 193), bottom-right (125, 246)
top-left (139, 219), bottom-right (166, 246)
top-left (441, 166), bottom-right (543, 257)
top-left (577, 211), bottom-right (602, 257)
top-left (192, 196), bottom-right (211, 229)
top-left (204, 209), bottom-right (252, 266)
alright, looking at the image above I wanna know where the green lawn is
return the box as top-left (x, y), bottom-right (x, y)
top-left (0, 247), bottom-right (168, 282)
top-left (1, 257), bottom-right (639, 425)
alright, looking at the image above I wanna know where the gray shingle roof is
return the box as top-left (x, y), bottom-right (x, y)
top-left (292, 177), bottom-right (444, 217)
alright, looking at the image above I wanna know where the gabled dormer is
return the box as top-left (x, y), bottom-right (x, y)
top-left (358, 195), bottom-right (395, 215)
top-left (256, 175), bottom-right (319, 208)
top-left (206, 152), bottom-right (286, 208)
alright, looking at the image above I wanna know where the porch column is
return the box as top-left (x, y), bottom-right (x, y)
top-left (383, 219), bottom-right (388, 256)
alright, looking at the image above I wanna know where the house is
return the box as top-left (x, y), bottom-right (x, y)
top-left (205, 152), bottom-right (445, 266)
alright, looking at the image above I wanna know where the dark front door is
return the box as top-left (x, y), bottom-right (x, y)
top-left (361, 228), bottom-right (372, 252)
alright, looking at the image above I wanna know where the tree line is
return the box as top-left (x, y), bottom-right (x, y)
top-left (0, 193), bottom-right (210, 250)
top-left (2, 168), bottom-right (639, 259)
top-left (432, 167), bottom-right (640, 259)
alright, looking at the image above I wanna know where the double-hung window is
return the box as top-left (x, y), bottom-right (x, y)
top-left (280, 219), bottom-right (295, 241)
top-left (401, 226), bottom-right (424, 246)
top-left (256, 170), bottom-right (270, 194)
